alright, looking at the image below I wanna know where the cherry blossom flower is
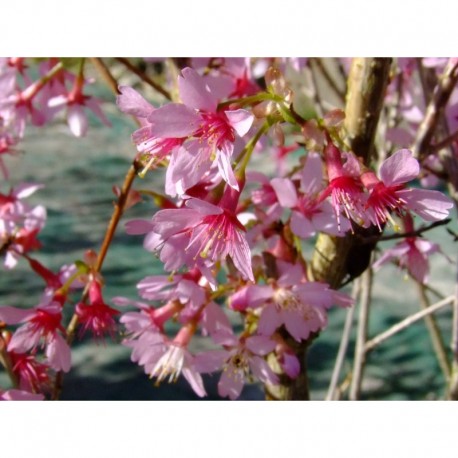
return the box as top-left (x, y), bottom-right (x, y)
top-left (10, 351), bottom-right (51, 393)
top-left (75, 281), bottom-right (119, 340)
top-left (270, 152), bottom-right (350, 238)
top-left (230, 261), bottom-right (353, 342)
top-left (319, 139), bottom-right (366, 230)
top-left (0, 301), bottom-right (70, 372)
top-left (372, 236), bottom-right (443, 284)
top-left (147, 67), bottom-right (253, 191)
top-left (117, 85), bottom-right (185, 175)
top-left (126, 189), bottom-right (254, 282)
top-left (48, 73), bottom-right (110, 137)
top-left (194, 331), bottom-right (278, 400)
top-left (361, 149), bottom-right (454, 230)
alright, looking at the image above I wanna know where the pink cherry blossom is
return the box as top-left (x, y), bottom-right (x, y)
top-left (75, 281), bottom-right (119, 340)
top-left (231, 261), bottom-right (353, 342)
top-left (361, 149), bottom-right (453, 230)
top-left (319, 139), bottom-right (366, 230)
top-left (127, 190), bottom-right (254, 282)
top-left (48, 73), bottom-right (110, 137)
top-left (194, 331), bottom-right (279, 400)
top-left (116, 85), bottom-right (184, 175)
top-left (0, 301), bottom-right (71, 372)
top-left (147, 67), bottom-right (253, 191)
top-left (271, 152), bottom-right (350, 238)
top-left (10, 351), bottom-right (51, 393)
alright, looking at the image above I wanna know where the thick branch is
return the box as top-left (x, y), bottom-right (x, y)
top-left (310, 58), bottom-right (392, 287)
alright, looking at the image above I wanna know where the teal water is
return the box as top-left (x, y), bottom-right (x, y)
top-left (0, 98), bottom-right (456, 400)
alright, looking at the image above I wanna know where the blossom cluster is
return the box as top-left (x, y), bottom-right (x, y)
top-left (0, 58), bottom-right (456, 401)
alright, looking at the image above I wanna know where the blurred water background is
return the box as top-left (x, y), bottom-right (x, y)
top-left (1, 80), bottom-right (457, 401)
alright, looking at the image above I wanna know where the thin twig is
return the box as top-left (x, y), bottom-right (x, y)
top-left (90, 58), bottom-right (120, 95)
top-left (52, 160), bottom-right (140, 400)
top-left (313, 58), bottom-right (346, 103)
top-left (431, 129), bottom-right (458, 152)
top-left (349, 267), bottom-right (373, 400)
top-left (325, 279), bottom-right (360, 400)
top-left (116, 57), bottom-right (171, 101)
top-left (412, 59), bottom-right (458, 160)
top-left (365, 295), bottom-right (454, 352)
top-left (448, 254), bottom-right (458, 399)
top-left (306, 61), bottom-right (324, 118)
top-left (416, 282), bottom-right (451, 382)
top-left (359, 218), bottom-right (451, 245)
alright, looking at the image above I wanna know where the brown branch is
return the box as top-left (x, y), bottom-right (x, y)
top-left (416, 282), bottom-right (451, 382)
top-left (326, 279), bottom-right (360, 400)
top-left (313, 58), bottom-right (346, 103)
top-left (365, 295), bottom-right (454, 352)
top-left (52, 160), bottom-right (140, 400)
top-left (310, 58), bottom-right (392, 287)
top-left (90, 58), bottom-right (120, 95)
top-left (412, 59), bottom-right (458, 160)
top-left (116, 57), bottom-right (171, 101)
top-left (349, 267), bottom-right (373, 400)
top-left (431, 129), bottom-right (458, 153)
top-left (360, 218), bottom-right (451, 245)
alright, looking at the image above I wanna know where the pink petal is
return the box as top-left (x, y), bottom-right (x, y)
top-left (12, 183), bottom-right (44, 199)
top-left (116, 85), bottom-right (154, 118)
top-left (148, 103), bottom-right (201, 138)
top-left (194, 350), bottom-right (229, 372)
top-left (245, 335), bottom-right (276, 355)
top-left (151, 208), bottom-right (201, 238)
top-left (0, 389), bottom-right (44, 401)
top-left (86, 98), bottom-right (111, 127)
top-left (379, 149), bottom-right (419, 186)
top-left (407, 248), bottom-right (429, 283)
top-left (270, 178), bottom-right (297, 208)
top-left (8, 325), bottom-right (41, 353)
top-left (46, 333), bottom-right (71, 372)
top-left (185, 198), bottom-right (222, 215)
top-left (230, 231), bottom-right (254, 281)
top-left (280, 352), bottom-right (301, 379)
top-left (249, 356), bottom-right (279, 385)
top-left (178, 67), bottom-right (217, 112)
top-left (225, 109), bottom-right (254, 137)
top-left (0, 306), bottom-right (34, 324)
top-left (125, 219), bottom-right (155, 235)
top-left (218, 366), bottom-right (244, 400)
top-left (301, 152), bottom-right (324, 194)
top-left (400, 188), bottom-right (453, 221)
top-left (277, 260), bottom-right (304, 286)
top-left (67, 104), bottom-right (88, 137)
top-left (216, 144), bottom-right (239, 191)
top-left (182, 366), bottom-right (207, 398)
top-left (258, 304), bottom-right (281, 336)
top-left (290, 211), bottom-right (316, 239)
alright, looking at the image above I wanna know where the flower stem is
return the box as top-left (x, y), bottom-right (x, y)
top-left (51, 160), bottom-right (140, 400)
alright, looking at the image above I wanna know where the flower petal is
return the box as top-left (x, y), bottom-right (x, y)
top-left (225, 109), bottom-right (254, 137)
top-left (178, 67), bottom-right (217, 112)
top-left (148, 103), bottom-right (201, 138)
top-left (117, 85), bottom-right (154, 118)
top-left (379, 149), bottom-right (419, 186)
